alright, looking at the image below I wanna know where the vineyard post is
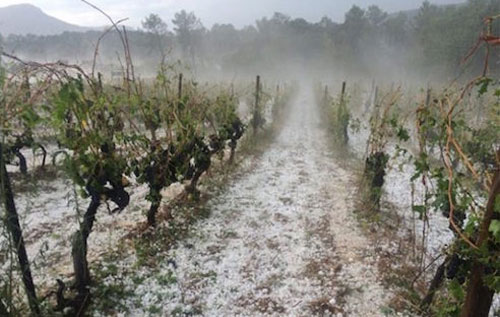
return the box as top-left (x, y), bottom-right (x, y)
top-left (253, 75), bottom-right (260, 135)
top-left (22, 71), bottom-right (31, 103)
top-left (340, 81), bottom-right (346, 104)
top-left (324, 85), bottom-right (328, 102)
top-left (178, 73), bottom-right (183, 101)
top-left (0, 143), bottom-right (40, 316)
top-left (369, 85), bottom-right (379, 118)
top-left (425, 88), bottom-right (431, 107)
top-left (340, 81), bottom-right (349, 144)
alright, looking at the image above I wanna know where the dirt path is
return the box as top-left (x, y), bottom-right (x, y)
top-left (140, 88), bottom-right (389, 316)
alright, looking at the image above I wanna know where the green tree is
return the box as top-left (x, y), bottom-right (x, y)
top-left (383, 12), bottom-right (408, 46)
top-left (172, 10), bottom-right (204, 64)
top-left (342, 5), bottom-right (368, 51)
top-left (142, 13), bottom-right (167, 35)
top-left (367, 5), bottom-right (388, 26)
top-left (142, 13), bottom-right (168, 61)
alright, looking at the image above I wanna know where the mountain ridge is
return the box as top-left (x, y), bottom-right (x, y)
top-left (0, 3), bottom-right (90, 36)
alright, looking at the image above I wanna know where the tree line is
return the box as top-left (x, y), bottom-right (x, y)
top-left (0, 0), bottom-right (498, 81)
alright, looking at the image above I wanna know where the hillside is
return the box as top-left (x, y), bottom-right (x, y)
top-left (0, 3), bottom-right (89, 36)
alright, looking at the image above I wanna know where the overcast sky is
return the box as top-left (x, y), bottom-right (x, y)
top-left (0, 0), bottom-right (464, 29)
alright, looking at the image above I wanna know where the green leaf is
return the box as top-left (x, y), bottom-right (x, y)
top-left (448, 279), bottom-right (464, 301)
top-left (412, 205), bottom-right (426, 216)
top-left (397, 126), bottom-right (410, 142)
top-left (489, 220), bottom-right (500, 241)
top-left (476, 78), bottom-right (492, 96)
top-left (483, 274), bottom-right (500, 292)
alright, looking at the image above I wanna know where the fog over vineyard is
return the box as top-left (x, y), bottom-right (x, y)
top-left (0, 0), bottom-right (465, 28)
top-left (0, 1), bottom-right (499, 316)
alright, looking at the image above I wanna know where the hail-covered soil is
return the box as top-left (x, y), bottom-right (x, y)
top-left (113, 89), bottom-right (390, 316)
top-left (1, 90), bottom-right (392, 316)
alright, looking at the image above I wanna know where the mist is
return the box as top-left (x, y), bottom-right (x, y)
top-left (0, 0), bottom-right (465, 28)
top-left (1, 1), bottom-right (500, 316)
top-left (1, 0), bottom-right (497, 88)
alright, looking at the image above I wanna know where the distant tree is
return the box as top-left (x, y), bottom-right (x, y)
top-left (364, 5), bottom-right (388, 51)
top-left (367, 5), bottom-right (388, 26)
top-left (142, 13), bottom-right (167, 35)
top-left (142, 13), bottom-right (168, 60)
top-left (256, 12), bottom-right (291, 37)
top-left (344, 5), bottom-right (367, 32)
top-left (341, 5), bottom-right (368, 53)
top-left (383, 12), bottom-right (408, 46)
top-left (172, 10), bottom-right (204, 64)
top-left (209, 23), bottom-right (239, 58)
top-left (289, 18), bottom-right (310, 34)
top-left (414, 1), bottom-right (440, 39)
top-left (1, 1), bottom-right (497, 78)
top-left (318, 16), bottom-right (336, 29)
top-left (270, 12), bottom-right (290, 25)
